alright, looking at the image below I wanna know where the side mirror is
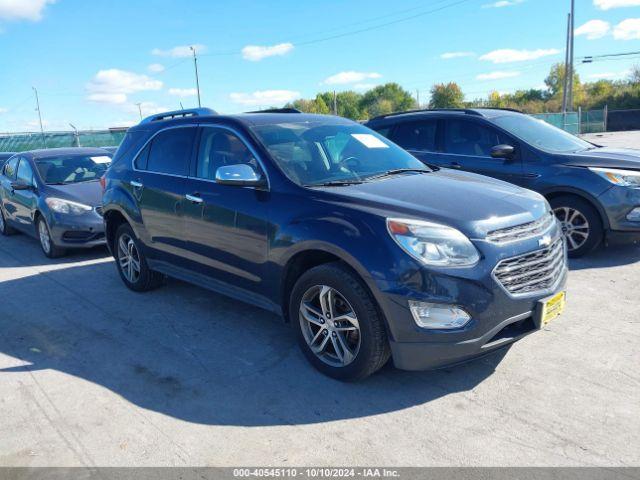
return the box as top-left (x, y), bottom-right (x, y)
top-left (11, 181), bottom-right (33, 191)
top-left (215, 164), bottom-right (266, 188)
top-left (490, 144), bottom-right (515, 160)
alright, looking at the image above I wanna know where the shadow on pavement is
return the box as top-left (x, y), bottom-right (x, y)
top-left (0, 237), bottom-right (507, 427)
top-left (569, 243), bottom-right (640, 271)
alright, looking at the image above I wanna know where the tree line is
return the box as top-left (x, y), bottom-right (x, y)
top-left (285, 63), bottom-right (640, 120)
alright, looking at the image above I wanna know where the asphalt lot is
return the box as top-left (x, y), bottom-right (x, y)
top-left (0, 131), bottom-right (639, 467)
top-left (582, 130), bottom-right (640, 149)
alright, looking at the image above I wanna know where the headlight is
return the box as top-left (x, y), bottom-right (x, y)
top-left (45, 197), bottom-right (93, 215)
top-left (589, 167), bottom-right (640, 187)
top-left (387, 218), bottom-right (480, 267)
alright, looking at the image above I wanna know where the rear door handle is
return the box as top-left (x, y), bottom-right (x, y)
top-left (130, 180), bottom-right (143, 188)
top-left (185, 194), bottom-right (203, 204)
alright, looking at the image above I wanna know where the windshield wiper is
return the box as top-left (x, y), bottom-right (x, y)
top-left (308, 179), bottom-right (366, 187)
top-left (364, 168), bottom-right (431, 182)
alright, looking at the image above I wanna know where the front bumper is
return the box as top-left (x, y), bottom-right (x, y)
top-left (370, 233), bottom-right (568, 371)
top-left (599, 185), bottom-right (640, 237)
top-left (47, 210), bottom-right (106, 249)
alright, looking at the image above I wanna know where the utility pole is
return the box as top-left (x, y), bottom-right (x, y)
top-left (416, 89), bottom-right (421, 108)
top-left (32, 87), bottom-right (46, 148)
top-left (135, 103), bottom-right (143, 120)
top-left (561, 12), bottom-right (571, 113)
top-left (567, 0), bottom-right (575, 111)
top-left (69, 123), bottom-right (81, 147)
top-left (190, 46), bottom-right (202, 108)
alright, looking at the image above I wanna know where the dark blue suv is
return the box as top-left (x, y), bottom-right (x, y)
top-left (366, 108), bottom-right (640, 257)
top-left (102, 108), bottom-right (567, 380)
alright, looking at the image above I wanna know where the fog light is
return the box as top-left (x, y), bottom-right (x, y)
top-left (627, 207), bottom-right (640, 222)
top-left (408, 301), bottom-right (471, 330)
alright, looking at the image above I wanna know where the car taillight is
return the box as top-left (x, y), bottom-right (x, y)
top-left (99, 175), bottom-right (106, 192)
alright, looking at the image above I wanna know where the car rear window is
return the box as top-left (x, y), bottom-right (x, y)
top-left (145, 127), bottom-right (196, 176)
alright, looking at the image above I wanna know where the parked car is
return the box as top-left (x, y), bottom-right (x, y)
top-left (366, 108), bottom-right (640, 257)
top-left (0, 147), bottom-right (112, 257)
top-left (102, 108), bottom-right (567, 380)
top-left (0, 152), bottom-right (16, 170)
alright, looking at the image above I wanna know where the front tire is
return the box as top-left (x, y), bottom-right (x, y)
top-left (0, 207), bottom-right (16, 236)
top-left (550, 195), bottom-right (603, 258)
top-left (290, 262), bottom-right (390, 381)
top-left (37, 216), bottom-right (65, 258)
top-left (114, 223), bottom-right (164, 292)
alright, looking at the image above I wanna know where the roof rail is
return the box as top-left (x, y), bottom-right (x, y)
top-left (245, 108), bottom-right (302, 114)
top-left (368, 108), bottom-right (482, 122)
top-left (140, 107), bottom-right (217, 124)
top-left (473, 107), bottom-right (523, 113)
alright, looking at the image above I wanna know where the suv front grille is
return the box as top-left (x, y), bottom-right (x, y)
top-left (487, 212), bottom-right (555, 244)
top-left (493, 238), bottom-right (566, 296)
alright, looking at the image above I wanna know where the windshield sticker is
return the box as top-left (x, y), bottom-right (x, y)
top-left (351, 134), bottom-right (389, 149)
top-left (90, 156), bottom-right (112, 164)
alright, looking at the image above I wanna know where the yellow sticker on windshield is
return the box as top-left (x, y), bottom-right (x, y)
top-left (351, 134), bottom-right (389, 149)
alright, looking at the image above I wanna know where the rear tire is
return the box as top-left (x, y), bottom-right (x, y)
top-left (37, 216), bottom-right (66, 258)
top-left (550, 195), bottom-right (603, 258)
top-left (290, 262), bottom-right (390, 381)
top-left (0, 207), bottom-right (16, 236)
top-left (114, 223), bottom-right (164, 292)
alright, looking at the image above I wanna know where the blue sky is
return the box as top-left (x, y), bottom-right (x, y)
top-left (0, 0), bottom-right (638, 132)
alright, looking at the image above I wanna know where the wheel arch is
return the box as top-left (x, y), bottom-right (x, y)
top-left (543, 187), bottom-right (610, 230)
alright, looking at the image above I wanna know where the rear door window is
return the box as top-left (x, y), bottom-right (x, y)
top-left (390, 121), bottom-right (438, 152)
top-left (145, 127), bottom-right (196, 176)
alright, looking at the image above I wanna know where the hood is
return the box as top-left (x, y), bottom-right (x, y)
top-left (561, 147), bottom-right (640, 170)
top-left (314, 170), bottom-right (548, 238)
top-left (44, 181), bottom-right (103, 207)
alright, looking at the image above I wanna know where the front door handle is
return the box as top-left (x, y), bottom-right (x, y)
top-left (130, 180), bottom-right (143, 188)
top-left (185, 194), bottom-right (203, 204)
top-left (449, 162), bottom-right (462, 169)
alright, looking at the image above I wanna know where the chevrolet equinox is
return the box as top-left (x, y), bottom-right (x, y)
top-left (102, 108), bottom-right (568, 380)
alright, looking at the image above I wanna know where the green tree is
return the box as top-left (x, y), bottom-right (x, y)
top-left (630, 65), bottom-right (640, 85)
top-left (428, 82), bottom-right (464, 109)
top-left (359, 83), bottom-right (416, 118)
top-left (545, 63), bottom-right (581, 97)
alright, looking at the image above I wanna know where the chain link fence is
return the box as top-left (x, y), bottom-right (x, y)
top-left (0, 129), bottom-right (127, 153)
top-left (530, 108), bottom-right (607, 135)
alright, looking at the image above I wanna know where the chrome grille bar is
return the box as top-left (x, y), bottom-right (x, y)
top-left (487, 212), bottom-right (555, 244)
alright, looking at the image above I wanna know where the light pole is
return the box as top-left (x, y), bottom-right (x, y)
top-left (32, 87), bottom-right (46, 148)
top-left (190, 46), bottom-right (202, 108)
top-left (135, 102), bottom-right (143, 120)
top-left (69, 123), bottom-right (81, 147)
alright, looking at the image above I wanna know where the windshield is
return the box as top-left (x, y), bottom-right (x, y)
top-left (36, 154), bottom-right (112, 185)
top-left (492, 115), bottom-right (593, 154)
top-left (251, 121), bottom-right (429, 186)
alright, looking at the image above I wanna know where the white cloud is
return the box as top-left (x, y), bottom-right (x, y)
top-left (151, 44), bottom-right (206, 58)
top-left (482, 0), bottom-right (524, 8)
top-left (0, 0), bottom-right (55, 21)
top-left (476, 71), bottom-right (522, 80)
top-left (241, 42), bottom-right (294, 61)
top-left (229, 90), bottom-right (300, 106)
top-left (479, 48), bottom-right (560, 63)
top-left (168, 87), bottom-right (198, 97)
top-left (440, 51), bottom-right (476, 59)
top-left (588, 70), bottom-right (630, 79)
top-left (594, 0), bottom-right (640, 10)
top-left (86, 69), bottom-right (163, 105)
top-left (575, 20), bottom-right (611, 39)
top-left (322, 71), bottom-right (382, 85)
top-left (0, 107), bottom-right (7, 114)
top-left (613, 18), bottom-right (640, 39)
top-left (148, 63), bottom-right (165, 73)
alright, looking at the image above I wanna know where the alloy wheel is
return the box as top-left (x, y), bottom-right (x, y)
top-left (554, 206), bottom-right (590, 252)
top-left (118, 234), bottom-right (141, 284)
top-left (38, 219), bottom-right (51, 254)
top-left (299, 285), bottom-right (361, 367)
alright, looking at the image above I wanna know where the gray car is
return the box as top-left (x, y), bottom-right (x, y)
top-left (0, 148), bottom-right (111, 257)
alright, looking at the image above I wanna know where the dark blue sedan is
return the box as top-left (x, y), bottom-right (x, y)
top-left (0, 147), bottom-right (111, 257)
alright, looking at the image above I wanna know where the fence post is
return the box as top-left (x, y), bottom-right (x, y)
top-left (578, 107), bottom-right (582, 134)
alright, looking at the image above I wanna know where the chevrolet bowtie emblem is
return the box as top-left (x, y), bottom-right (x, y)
top-left (538, 235), bottom-right (552, 247)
